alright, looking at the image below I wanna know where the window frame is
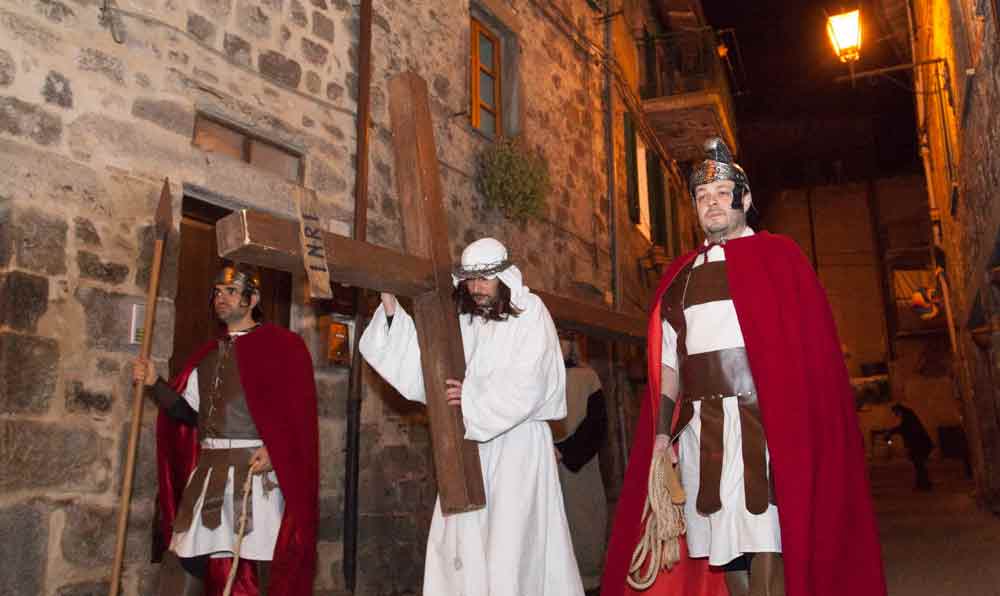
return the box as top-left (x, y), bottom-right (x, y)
top-left (191, 113), bottom-right (305, 184)
top-left (471, 17), bottom-right (503, 136)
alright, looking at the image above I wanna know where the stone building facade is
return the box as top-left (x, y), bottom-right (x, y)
top-left (890, 0), bottom-right (1000, 511)
top-left (0, 0), bottom-right (710, 594)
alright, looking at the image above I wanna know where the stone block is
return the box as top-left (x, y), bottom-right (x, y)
top-left (302, 37), bottom-right (329, 66)
top-left (0, 96), bottom-right (62, 146)
top-left (13, 207), bottom-right (67, 274)
top-left (0, 270), bottom-right (49, 332)
top-left (187, 12), bottom-right (216, 43)
top-left (305, 71), bottom-right (321, 94)
top-left (56, 581), bottom-right (110, 596)
top-left (77, 48), bottom-right (124, 85)
top-left (136, 226), bottom-right (179, 298)
top-left (258, 50), bottom-right (302, 88)
top-left (97, 357), bottom-right (120, 375)
top-left (66, 380), bottom-right (113, 414)
top-left (0, 8), bottom-right (62, 50)
top-left (34, 0), bottom-right (76, 24)
top-left (74, 217), bottom-right (101, 246)
top-left (0, 332), bottom-right (58, 414)
top-left (42, 71), bottom-right (72, 108)
top-left (199, 0), bottom-right (233, 17)
top-left (61, 502), bottom-right (151, 567)
top-left (312, 10), bottom-right (334, 43)
top-left (0, 138), bottom-right (102, 211)
top-left (74, 286), bottom-right (143, 353)
top-left (116, 417), bottom-right (158, 500)
top-left (0, 48), bottom-right (14, 86)
top-left (290, 0), bottom-right (307, 27)
top-left (237, 0), bottom-right (271, 39)
top-left (0, 503), bottom-right (47, 596)
top-left (223, 32), bottom-right (252, 67)
top-left (77, 251), bottom-right (129, 284)
top-left (325, 81), bottom-right (343, 101)
top-left (0, 420), bottom-right (108, 492)
top-left (131, 97), bottom-right (194, 136)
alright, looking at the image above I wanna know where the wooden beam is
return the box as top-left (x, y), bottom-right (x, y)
top-left (537, 290), bottom-right (646, 342)
top-left (216, 208), bottom-right (435, 297)
top-left (389, 71), bottom-right (486, 513)
top-left (217, 209), bottom-right (648, 343)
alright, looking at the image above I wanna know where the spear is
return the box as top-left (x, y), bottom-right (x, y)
top-left (108, 179), bottom-right (173, 596)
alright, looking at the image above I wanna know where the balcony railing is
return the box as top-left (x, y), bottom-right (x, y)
top-left (640, 27), bottom-right (736, 117)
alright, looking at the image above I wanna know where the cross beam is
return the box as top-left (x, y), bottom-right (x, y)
top-left (215, 71), bottom-right (645, 513)
top-left (216, 209), bottom-right (646, 341)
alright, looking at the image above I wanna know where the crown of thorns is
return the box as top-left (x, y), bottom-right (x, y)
top-left (452, 258), bottom-right (513, 280)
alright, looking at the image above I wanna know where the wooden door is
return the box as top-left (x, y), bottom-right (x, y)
top-left (170, 197), bottom-right (292, 377)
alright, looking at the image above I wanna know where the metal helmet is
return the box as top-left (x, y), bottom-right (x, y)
top-left (689, 137), bottom-right (750, 210)
top-left (213, 262), bottom-right (262, 293)
top-left (211, 262), bottom-right (264, 321)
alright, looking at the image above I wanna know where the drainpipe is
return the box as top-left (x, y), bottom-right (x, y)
top-left (906, 0), bottom-right (940, 247)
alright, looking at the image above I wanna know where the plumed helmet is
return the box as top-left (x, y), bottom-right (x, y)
top-left (688, 137), bottom-right (750, 203)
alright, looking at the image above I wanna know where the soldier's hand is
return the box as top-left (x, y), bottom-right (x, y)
top-left (249, 446), bottom-right (273, 474)
top-left (380, 292), bottom-right (397, 316)
top-left (445, 379), bottom-right (462, 406)
top-left (132, 358), bottom-right (157, 387)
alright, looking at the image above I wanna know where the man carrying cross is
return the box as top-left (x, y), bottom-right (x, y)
top-left (134, 263), bottom-right (319, 595)
top-left (360, 237), bottom-right (584, 596)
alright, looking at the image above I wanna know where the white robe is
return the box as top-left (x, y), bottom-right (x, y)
top-left (360, 293), bottom-right (584, 596)
top-left (661, 227), bottom-right (782, 565)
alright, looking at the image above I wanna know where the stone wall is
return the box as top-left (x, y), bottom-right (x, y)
top-left (910, 0), bottom-right (1000, 510)
top-left (0, 0), bottom-right (680, 593)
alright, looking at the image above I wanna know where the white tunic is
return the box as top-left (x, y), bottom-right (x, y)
top-left (661, 227), bottom-right (782, 565)
top-left (360, 293), bottom-right (584, 596)
top-left (170, 368), bottom-right (285, 561)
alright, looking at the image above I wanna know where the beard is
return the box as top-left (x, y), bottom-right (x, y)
top-left (215, 303), bottom-right (250, 325)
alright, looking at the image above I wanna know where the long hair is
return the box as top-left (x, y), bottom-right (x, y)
top-left (453, 280), bottom-right (523, 322)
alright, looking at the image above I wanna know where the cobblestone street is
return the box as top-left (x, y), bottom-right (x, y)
top-left (872, 459), bottom-right (1000, 595)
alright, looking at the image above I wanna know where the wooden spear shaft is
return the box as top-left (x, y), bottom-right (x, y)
top-left (108, 179), bottom-right (174, 596)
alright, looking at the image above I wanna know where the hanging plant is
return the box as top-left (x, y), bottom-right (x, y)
top-left (477, 136), bottom-right (551, 220)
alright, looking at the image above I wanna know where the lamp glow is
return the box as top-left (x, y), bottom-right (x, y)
top-left (827, 9), bottom-right (861, 63)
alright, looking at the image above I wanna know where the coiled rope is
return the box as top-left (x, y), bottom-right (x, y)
top-left (626, 448), bottom-right (687, 590)
top-left (222, 464), bottom-right (257, 596)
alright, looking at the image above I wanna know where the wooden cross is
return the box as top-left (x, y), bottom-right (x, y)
top-left (215, 71), bottom-right (645, 513)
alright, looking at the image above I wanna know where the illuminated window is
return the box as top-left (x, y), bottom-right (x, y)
top-left (471, 18), bottom-right (502, 136)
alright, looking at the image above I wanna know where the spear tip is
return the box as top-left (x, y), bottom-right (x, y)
top-left (155, 178), bottom-right (173, 236)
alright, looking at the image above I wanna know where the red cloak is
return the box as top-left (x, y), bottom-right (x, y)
top-left (603, 232), bottom-right (886, 596)
top-left (156, 323), bottom-right (319, 596)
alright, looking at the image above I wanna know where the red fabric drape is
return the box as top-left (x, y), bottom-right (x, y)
top-left (603, 232), bottom-right (886, 596)
top-left (155, 324), bottom-right (319, 596)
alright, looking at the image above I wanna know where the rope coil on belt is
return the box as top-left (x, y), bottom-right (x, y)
top-left (627, 448), bottom-right (687, 590)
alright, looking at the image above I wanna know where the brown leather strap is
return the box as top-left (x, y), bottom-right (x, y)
top-left (173, 448), bottom-right (256, 535)
top-left (737, 393), bottom-right (770, 514)
top-left (682, 348), bottom-right (757, 403)
top-left (696, 398), bottom-right (724, 514)
top-left (683, 260), bottom-right (730, 307)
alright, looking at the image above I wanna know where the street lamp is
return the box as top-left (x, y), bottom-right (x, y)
top-left (827, 9), bottom-right (862, 63)
top-left (827, 8), bottom-right (861, 83)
